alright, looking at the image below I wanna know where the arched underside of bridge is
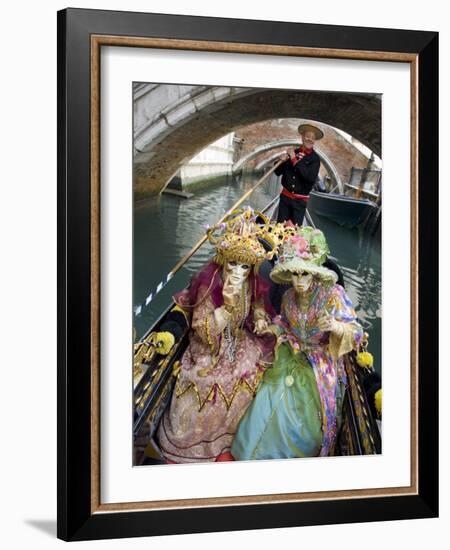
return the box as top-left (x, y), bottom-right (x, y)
top-left (134, 87), bottom-right (380, 199)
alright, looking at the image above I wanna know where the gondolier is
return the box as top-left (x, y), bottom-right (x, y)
top-left (275, 123), bottom-right (323, 225)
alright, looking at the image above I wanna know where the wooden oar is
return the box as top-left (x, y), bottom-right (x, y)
top-left (134, 160), bottom-right (284, 315)
top-left (169, 160), bottom-right (284, 275)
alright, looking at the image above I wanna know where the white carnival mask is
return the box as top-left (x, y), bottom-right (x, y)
top-left (224, 260), bottom-right (251, 287)
top-left (292, 272), bottom-right (314, 294)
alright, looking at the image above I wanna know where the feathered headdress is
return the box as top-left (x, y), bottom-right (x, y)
top-left (206, 207), bottom-right (282, 270)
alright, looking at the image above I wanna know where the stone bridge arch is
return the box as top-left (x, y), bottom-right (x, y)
top-left (134, 84), bottom-right (380, 199)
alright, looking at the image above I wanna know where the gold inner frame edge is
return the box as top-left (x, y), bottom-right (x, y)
top-left (89, 34), bottom-right (419, 514)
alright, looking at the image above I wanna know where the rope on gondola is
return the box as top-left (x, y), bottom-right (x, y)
top-left (134, 273), bottom-right (174, 316)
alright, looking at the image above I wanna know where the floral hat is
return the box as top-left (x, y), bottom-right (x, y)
top-left (270, 226), bottom-right (338, 285)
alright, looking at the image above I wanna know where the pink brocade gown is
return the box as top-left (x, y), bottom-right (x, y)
top-left (156, 284), bottom-right (272, 463)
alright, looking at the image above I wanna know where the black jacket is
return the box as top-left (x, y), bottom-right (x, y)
top-left (275, 148), bottom-right (320, 196)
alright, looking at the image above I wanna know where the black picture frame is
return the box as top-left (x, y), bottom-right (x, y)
top-left (57, 7), bottom-right (438, 541)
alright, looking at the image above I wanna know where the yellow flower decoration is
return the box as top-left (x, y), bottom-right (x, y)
top-left (374, 389), bottom-right (382, 417)
top-left (155, 331), bottom-right (175, 355)
top-left (356, 351), bottom-right (374, 369)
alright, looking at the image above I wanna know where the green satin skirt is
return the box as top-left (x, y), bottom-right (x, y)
top-left (231, 343), bottom-right (344, 460)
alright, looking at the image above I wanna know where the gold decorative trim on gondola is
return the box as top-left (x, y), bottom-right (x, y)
top-left (344, 354), bottom-right (377, 452)
top-left (171, 304), bottom-right (190, 322)
top-left (175, 369), bottom-right (264, 412)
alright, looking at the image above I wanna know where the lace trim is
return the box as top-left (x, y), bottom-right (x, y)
top-left (175, 369), bottom-right (264, 412)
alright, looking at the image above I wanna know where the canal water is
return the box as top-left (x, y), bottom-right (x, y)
top-left (133, 173), bottom-right (381, 374)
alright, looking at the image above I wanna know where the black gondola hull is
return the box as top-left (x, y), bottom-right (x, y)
top-left (309, 190), bottom-right (378, 228)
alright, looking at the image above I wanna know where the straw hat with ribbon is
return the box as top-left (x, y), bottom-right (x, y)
top-left (297, 123), bottom-right (324, 140)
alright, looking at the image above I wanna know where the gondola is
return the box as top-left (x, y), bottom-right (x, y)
top-left (308, 189), bottom-right (379, 229)
top-left (133, 162), bottom-right (381, 465)
top-left (133, 217), bottom-right (382, 466)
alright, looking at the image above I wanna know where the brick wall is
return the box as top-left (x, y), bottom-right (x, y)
top-left (234, 119), bottom-right (372, 184)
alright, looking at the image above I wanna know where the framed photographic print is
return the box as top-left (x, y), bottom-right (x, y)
top-left (57, 8), bottom-right (438, 541)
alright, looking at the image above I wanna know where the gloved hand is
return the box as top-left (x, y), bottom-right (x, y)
top-left (317, 314), bottom-right (344, 336)
top-left (254, 318), bottom-right (272, 335)
top-left (222, 281), bottom-right (240, 309)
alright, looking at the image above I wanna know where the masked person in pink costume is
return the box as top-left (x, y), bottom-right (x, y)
top-left (156, 209), bottom-right (278, 463)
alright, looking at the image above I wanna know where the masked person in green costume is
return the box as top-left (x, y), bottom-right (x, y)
top-left (231, 227), bottom-right (363, 459)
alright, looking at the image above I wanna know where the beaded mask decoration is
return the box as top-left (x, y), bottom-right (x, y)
top-left (207, 207), bottom-right (281, 270)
